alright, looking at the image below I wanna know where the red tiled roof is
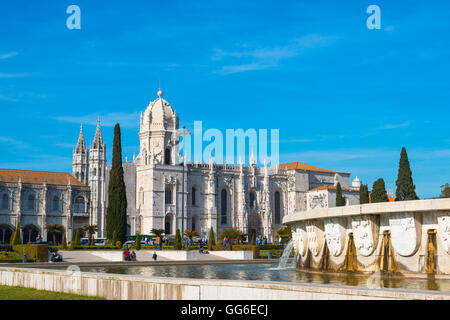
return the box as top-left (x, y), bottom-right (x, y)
top-left (278, 162), bottom-right (335, 173)
top-left (0, 168), bottom-right (85, 186)
top-left (309, 185), bottom-right (358, 192)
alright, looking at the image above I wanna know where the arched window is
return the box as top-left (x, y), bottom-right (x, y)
top-left (164, 214), bottom-right (172, 235)
top-left (165, 186), bottom-right (172, 204)
top-left (192, 215), bottom-right (198, 232)
top-left (23, 225), bottom-right (39, 243)
top-left (143, 149), bottom-right (148, 165)
top-left (249, 192), bottom-right (256, 208)
top-left (221, 189), bottom-right (227, 225)
top-left (274, 191), bottom-right (281, 224)
top-left (1, 194), bottom-right (8, 209)
top-left (74, 196), bottom-right (85, 213)
top-left (164, 148), bottom-right (171, 165)
top-left (27, 194), bottom-right (35, 210)
top-left (81, 172), bottom-right (84, 181)
top-left (52, 196), bottom-right (59, 211)
top-left (192, 187), bottom-right (196, 206)
top-left (93, 168), bottom-right (97, 177)
top-left (75, 172), bottom-right (79, 179)
top-left (0, 225), bottom-right (13, 243)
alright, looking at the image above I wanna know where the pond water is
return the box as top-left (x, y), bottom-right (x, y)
top-left (75, 263), bottom-right (450, 292)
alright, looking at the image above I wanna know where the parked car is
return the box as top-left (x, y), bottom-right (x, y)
top-left (94, 238), bottom-right (106, 246)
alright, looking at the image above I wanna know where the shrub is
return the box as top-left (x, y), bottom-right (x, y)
top-left (135, 233), bottom-right (141, 250)
top-left (13, 244), bottom-right (48, 262)
top-left (61, 234), bottom-right (67, 249)
top-left (111, 230), bottom-right (117, 246)
top-left (10, 223), bottom-right (22, 245)
top-left (174, 229), bottom-right (182, 250)
top-left (0, 245), bottom-right (12, 252)
top-left (116, 241), bottom-right (122, 248)
top-left (250, 235), bottom-right (255, 245)
top-left (69, 229), bottom-right (81, 249)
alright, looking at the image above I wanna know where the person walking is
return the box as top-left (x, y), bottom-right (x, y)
top-left (152, 251), bottom-right (157, 261)
top-left (222, 237), bottom-right (227, 250)
top-left (226, 236), bottom-right (230, 251)
top-left (155, 235), bottom-right (161, 250)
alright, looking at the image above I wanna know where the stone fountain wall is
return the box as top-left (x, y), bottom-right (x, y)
top-left (283, 198), bottom-right (450, 275)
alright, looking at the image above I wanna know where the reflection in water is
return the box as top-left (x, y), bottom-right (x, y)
top-left (76, 264), bottom-right (450, 292)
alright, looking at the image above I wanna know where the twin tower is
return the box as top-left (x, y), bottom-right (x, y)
top-left (72, 120), bottom-right (107, 236)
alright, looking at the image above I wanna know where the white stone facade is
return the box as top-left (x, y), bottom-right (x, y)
top-left (87, 90), bottom-right (360, 241)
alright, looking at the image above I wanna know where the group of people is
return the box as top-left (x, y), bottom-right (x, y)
top-left (255, 236), bottom-right (268, 246)
top-left (222, 236), bottom-right (233, 251)
top-left (124, 248), bottom-right (137, 261)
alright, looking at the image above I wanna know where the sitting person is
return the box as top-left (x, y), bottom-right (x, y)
top-left (124, 249), bottom-right (131, 261)
top-left (51, 251), bottom-right (62, 262)
top-left (130, 251), bottom-right (137, 262)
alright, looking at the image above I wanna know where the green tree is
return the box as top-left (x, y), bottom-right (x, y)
top-left (174, 229), bottom-right (182, 250)
top-left (250, 234), bottom-right (256, 245)
top-left (359, 184), bottom-right (370, 204)
top-left (395, 147), bottom-right (419, 201)
top-left (276, 226), bottom-right (292, 243)
top-left (61, 233), bottom-right (68, 249)
top-left (10, 223), bottom-right (21, 245)
top-left (218, 228), bottom-right (241, 241)
top-left (441, 183), bottom-right (450, 198)
top-left (151, 228), bottom-right (164, 237)
top-left (183, 230), bottom-right (198, 238)
top-left (111, 230), bottom-right (117, 246)
top-left (335, 182), bottom-right (345, 207)
top-left (371, 178), bottom-right (389, 203)
top-left (46, 224), bottom-right (64, 245)
top-left (83, 225), bottom-right (98, 246)
top-left (208, 227), bottom-right (216, 251)
top-left (106, 123), bottom-right (128, 243)
top-left (135, 233), bottom-right (141, 250)
top-left (69, 229), bottom-right (81, 249)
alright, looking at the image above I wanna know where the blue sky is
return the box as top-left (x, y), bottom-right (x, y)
top-left (0, 0), bottom-right (449, 198)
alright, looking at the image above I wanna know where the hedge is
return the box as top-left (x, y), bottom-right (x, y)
top-left (0, 245), bottom-right (12, 252)
top-left (12, 244), bottom-right (49, 262)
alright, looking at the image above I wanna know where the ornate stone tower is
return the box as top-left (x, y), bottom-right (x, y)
top-left (138, 88), bottom-right (179, 166)
top-left (72, 124), bottom-right (89, 185)
top-left (89, 120), bottom-right (107, 237)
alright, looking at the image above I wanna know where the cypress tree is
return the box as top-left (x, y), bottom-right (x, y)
top-left (69, 229), bottom-right (81, 249)
top-left (135, 233), bottom-right (141, 250)
top-left (106, 123), bottom-right (128, 243)
top-left (208, 227), bottom-right (215, 251)
top-left (250, 234), bottom-right (256, 245)
top-left (371, 178), bottom-right (389, 203)
top-left (61, 233), bottom-right (67, 249)
top-left (395, 147), bottom-right (419, 201)
top-left (10, 223), bottom-right (22, 245)
top-left (359, 184), bottom-right (370, 204)
top-left (174, 229), bottom-right (182, 250)
top-left (335, 182), bottom-right (345, 207)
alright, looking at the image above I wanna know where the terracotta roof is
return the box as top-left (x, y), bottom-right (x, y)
top-left (0, 168), bottom-right (86, 186)
top-left (309, 185), bottom-right (358, 192)
top-left (368, 194), bottom-right (395, 202)
top-left (278, 162), bottom-right (336, 173)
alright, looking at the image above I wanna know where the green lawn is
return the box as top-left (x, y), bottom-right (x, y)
top-left (0, 285), bottom-right (105, 300)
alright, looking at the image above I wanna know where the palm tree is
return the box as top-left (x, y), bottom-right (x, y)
top-left (151, 228), bottom-right (164, 237)
top-left (83, 225), bottom-right (98, 246)
top-left (183, 230), bottom-right (199, 238)
top-left (46, 224), bottom-right (64, 245)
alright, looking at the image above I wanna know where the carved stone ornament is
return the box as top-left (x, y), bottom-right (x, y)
top-left (306, 221), bottom-right (324, 256)
top-left (438, 213), bottom-right (450, 255)
top-left (293, 224), bottom-right (308, 257)
top-left (324, 218), bottom-right (346, 256)
top-left (351, 215), bottom-right (379, 257)
top-left (389, 213), bottom-right (420, 257)
top-left (308, 193), bottom-right (328, 210)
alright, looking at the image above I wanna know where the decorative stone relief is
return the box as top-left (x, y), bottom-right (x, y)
top-left (351, 215), bottom-right (379, 257)
top-left (306, 221), bottom-right (324, 256)
top-left (438, 213), bottom-right (450, 254)
top-left (308, 193), bottom-right (327, 210)
top-left (324, 218), bottom-right (346, 256)
top-left (389, 213), bottom-right (420, 257)
top-left (294, 224), bottom-right (308, 257)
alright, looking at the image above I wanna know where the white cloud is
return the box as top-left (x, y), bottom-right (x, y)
top-left (0, 73), bottom-right (34, 78)
top-left (0, 52), bottom-right (18, 59)
top-left (54, 112), bottom-right (140, 129)
top-left (379, 120), bottom-right (411, 130)
top-left (213, 34), bottom-right (338, 74)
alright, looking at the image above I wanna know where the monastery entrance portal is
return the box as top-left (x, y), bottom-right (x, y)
top-left (248, 213), bottom-right (263, 241)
